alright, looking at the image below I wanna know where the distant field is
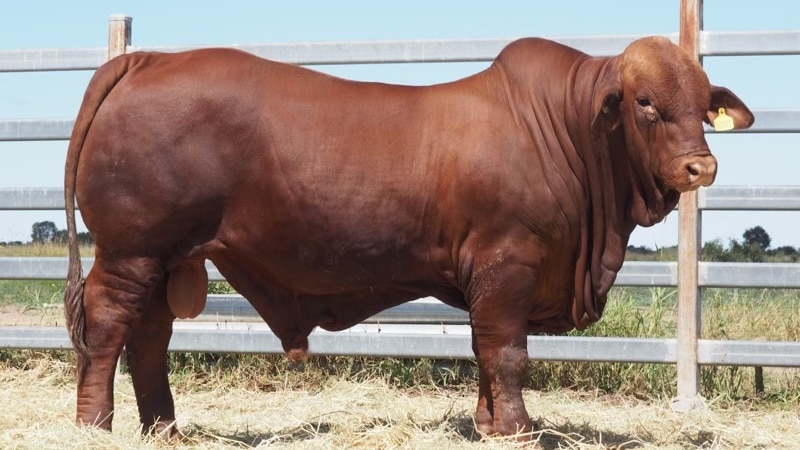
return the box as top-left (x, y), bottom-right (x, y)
top-left (0, 243), bottom-right (87, 257)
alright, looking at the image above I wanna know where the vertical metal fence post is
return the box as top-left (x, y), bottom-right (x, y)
top-left (108, 14), bottom-right (132, 59)
top-left (108, 14), bottom-right (132, 379)
top-left (672, 0), bottom-right (705, 412)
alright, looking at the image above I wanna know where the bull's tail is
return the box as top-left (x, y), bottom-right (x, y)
top-left (64, 54), bottom-right (137, 359)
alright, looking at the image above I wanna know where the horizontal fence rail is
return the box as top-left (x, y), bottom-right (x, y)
top-left (699, 186), bottom-right (800, 210)
top-left (0, 119), bottom-right (74, 142)
top-left (0, 47), bottom-right (106, 72)
top-left (0, 188), bottom-right (68, 210)
top-left (136, 34), bottom-right (655, 63)
top-left (1, 108), bottom-right (797, 142)
top-left (5, 185), bottom-right (800, 211)
top-left (701, 30), bottom-right (800, 56)
top-left (725, 109), bottom-right (800, 134)
top-left (1, 30), bottom-right (798, 73)
top-left (4, 257), bottom-right (800, 289)
top-left (2, 326), bottom-right (798, 368)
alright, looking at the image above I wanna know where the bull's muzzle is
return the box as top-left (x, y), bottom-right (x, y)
top-left (679, 154), bottom-right (717, 192)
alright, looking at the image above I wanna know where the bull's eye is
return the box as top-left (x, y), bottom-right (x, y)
top-left (636, 97), bottom-right (660, 122)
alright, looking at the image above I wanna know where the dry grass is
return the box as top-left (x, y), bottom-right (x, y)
top-left (1, 355), bottom-right (798, 449)
top-left (0, 243), bottom-right (93, 257)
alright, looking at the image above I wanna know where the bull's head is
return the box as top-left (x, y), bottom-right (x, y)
top-left (592, 36), bottom-right (753, 222)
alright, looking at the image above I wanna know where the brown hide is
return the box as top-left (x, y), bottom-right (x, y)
top-left (63, 36), bottom-right (753, 438)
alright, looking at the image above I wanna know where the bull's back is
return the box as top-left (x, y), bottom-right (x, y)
top-left (77, 49), bottom-right (457, 275)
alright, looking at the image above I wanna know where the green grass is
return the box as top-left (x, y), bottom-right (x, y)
top-left (0, 244), bottom-right (88, 308)
top-left (0, 279), bottom-right (64, 308)
top-left (559, 286), bottom-right (800, 404)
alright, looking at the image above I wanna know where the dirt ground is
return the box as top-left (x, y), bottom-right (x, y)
top-left (1, 358), bottom-right (798, 449)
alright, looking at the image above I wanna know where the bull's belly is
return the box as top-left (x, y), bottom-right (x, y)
top-left (526, 313), bottom-right (576, 335)
top-left (205, 242), bottom-right (462, 333)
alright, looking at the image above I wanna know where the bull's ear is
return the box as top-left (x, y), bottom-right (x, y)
top-left (705, 85), bottom-right (755, 130)
top-left (592, 59), bottom-right (623, 132)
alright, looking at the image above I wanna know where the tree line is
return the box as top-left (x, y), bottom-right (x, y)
top-left (701, 225), bottom-right (799, 262)
top-left (627, 225), bottom-right (800, 262)
top-left (0, 220), bottom-right (93, 247)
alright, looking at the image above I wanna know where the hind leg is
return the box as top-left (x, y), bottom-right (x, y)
top-left (75, 256), bottom-right (164, 431)
top-left (126, 279), bottom-right (180, 438)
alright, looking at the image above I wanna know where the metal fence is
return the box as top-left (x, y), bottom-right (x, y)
top-left (1, 4), bottom-right (799, 409)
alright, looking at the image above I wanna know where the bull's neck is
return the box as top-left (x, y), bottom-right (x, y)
top-left (488, 49), bottom-right (639, 328)
top-left (563, 56), bottom-right (638, 327)
top-left (565, 56), bottom-right (636, 233)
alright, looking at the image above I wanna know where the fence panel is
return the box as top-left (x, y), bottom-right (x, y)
top-left (1, 8), bottom-right (799, 407)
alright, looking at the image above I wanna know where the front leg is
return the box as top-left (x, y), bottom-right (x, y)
top-left (471, 319), bottom-right (531, 437)
top-left (467, 258), bottom-right (535, 438)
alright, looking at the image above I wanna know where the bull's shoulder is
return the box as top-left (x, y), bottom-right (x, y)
top-left (489, 37), bottom-right (594, 105)
top-left (496, 37), bottom-right (587, 65)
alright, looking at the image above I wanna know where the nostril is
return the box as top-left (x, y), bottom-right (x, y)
top-left (678, 156), bottom-right (717, 190)
top-left (686, 163), bottom-right (700, 177)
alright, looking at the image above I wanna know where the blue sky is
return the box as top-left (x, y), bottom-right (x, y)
top-left (0, 1), bottom-right (798, 248)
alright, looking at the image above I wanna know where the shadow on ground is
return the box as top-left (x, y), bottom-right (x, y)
top-left (182, 421), bottom-right (333, 447)
top-left (531, 416), bottom-right (720, 449)
top-left (182, 414), bottom-right (720, 448)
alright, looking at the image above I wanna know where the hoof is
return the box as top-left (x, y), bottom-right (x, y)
top-left (143, 420), bottom-right (183, 442)
top-left (287, 347), bottom-right (308, 363)
top-left (475, 418), bottom-right (537, 442)
top-left (76, 414), bottom-right (113, 432)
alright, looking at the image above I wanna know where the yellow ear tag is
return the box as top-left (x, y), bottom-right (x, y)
top-left (713, 107), bottom-right (734, 131)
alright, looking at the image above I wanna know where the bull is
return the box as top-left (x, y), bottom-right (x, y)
top-left (64, 36), bottom-right (753, 438)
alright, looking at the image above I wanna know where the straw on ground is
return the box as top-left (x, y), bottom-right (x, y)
top-left (1, 355), bottom-right (798, 449)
